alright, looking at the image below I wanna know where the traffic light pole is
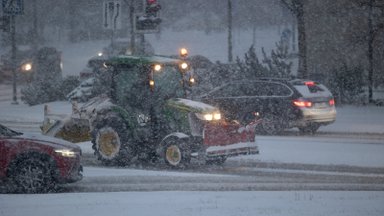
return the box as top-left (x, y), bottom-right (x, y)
top-left (11, 15), bottom-right (18, 105)
top-left (227, 0), bottom-right (233, 63)
top-left (129, 0), bottom-right (136, 54)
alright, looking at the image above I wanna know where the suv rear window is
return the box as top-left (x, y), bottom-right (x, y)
top-left (242, 81), bottom-right (292, 97)
top-left (210, 81), bottom-right (293, 98)
top-left (291, 81), bottom-right (333, 98)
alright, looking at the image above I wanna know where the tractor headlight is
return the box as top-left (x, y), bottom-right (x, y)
top-left (180, 62), bottom-right (188, 70)
top-left (180, 48), bottom-right (188, 58)
top-left (55, 149), bottom-right (77, 158)
top-left (204, 114), bottom-right (213, 121)
top-left (21, 63), bottom-right (32, 72)
top-left (153, 64), bottom-right (162, 71)
top-left (196, 112), bottom-right (221, 121)
top-left (213, 113), bottom-right (221, 120)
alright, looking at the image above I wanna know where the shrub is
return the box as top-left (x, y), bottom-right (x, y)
top-left (21, 76), bottom-right (80, 105)
top-left (327, 64), bottom-right (366, 105)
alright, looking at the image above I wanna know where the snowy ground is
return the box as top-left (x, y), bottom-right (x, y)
top-left (1, 191), bottom-right (384, 216)
top-left (1, 29), bottom-right (384, 216)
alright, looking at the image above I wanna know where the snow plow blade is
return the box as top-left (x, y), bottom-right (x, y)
top-left (41, 104), bottom-right (91, 143)
top-left (203, 120), bottom-right (260, 158)
top-left (206, 142), bottom-right (259, 158)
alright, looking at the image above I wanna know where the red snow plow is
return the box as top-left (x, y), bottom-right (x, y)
top-left (203, 119), bottom-right (260, 159)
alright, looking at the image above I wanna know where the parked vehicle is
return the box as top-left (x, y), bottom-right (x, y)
top-left (198, 78), bottom-right (336, 135)
top-left (42, 50), bottom-right (259, 168)
top-left (0, 124), bottom-right (82, 193)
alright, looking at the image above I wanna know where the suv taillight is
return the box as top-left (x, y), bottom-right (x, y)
top-left (293, 99), bottom-right (312, 108)
top-left (304, 81), bottom-right (315, 86)
top-left (329, 99), bottom-right (335, 106)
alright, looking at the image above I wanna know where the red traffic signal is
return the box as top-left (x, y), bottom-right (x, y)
top-left (145, 0), bottom-right (161, 15)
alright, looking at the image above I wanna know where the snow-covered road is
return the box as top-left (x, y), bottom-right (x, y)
top-left (58, 134), bottom-right (384, 193)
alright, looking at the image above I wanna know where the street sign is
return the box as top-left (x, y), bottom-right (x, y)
top-left (2, 0), bottom-right (24, 15)
top-left (103, 0), bottom-right (122, 30)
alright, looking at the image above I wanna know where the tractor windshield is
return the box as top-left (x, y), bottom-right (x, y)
top-left (113, 63), bottom-right (185, 110)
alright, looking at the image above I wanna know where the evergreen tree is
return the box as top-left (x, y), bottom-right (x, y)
top-left (328, 64), bottom-right (366, 104)
top-left (236, 45), bottom-right (268, 79)
top-left (262, 40), bottom-right (293, 78)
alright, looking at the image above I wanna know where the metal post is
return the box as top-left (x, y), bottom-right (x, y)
top-left (367, 0), bottom-right (374, 103)
top-left (129, 0), bottom-right (136, 54)
top-left (32, 0), bottom-right (38, 51)
top-left (11, 15), bottom-right (18, 105)
top-left (227, 0), bottom-right (233, 63)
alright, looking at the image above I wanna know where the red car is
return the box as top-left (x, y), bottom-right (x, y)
top-left (0, 124), bottom-right (82, 193)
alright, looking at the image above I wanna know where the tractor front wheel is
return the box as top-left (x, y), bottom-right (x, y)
top-left (162, 138), bottom-right (191, 169)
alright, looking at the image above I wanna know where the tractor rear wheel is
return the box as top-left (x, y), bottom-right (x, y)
top-left (92, 116), bottom-right (135, 166)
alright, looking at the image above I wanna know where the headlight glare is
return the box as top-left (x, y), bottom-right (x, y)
top-left (213, 113), bottom-right (221, 120)
top-left (196, 112), bottom-right (221, 121)
top-left (55, 149), bottom-right (76, 158)
top-left (204, 114), bottom-right (213, 121)
top-left (180, 62), bottom-right (188, 70)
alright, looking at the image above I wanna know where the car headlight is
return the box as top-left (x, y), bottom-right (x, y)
top-left (55, 149), bottom-right (77, 158)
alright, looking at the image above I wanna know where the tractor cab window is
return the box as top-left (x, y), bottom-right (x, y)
top-left (112, 64), bottom-right (184, 110)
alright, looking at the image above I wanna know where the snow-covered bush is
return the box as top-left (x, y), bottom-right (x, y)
top-left (21, 76), bottom-right (80, 105)
top-left (236, 43), bottom-right (293, 79)
top-left (261, 40), bottom-right (293, 78)
top-left (236, 45), bottom-right (269, 79)
top-left (327, 64), bottom-right (366, 105)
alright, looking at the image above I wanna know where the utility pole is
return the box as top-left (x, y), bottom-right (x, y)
top-left (11, 15), bottom-right (18, 104)
top-left (367, 0), bottom-right (374, 103)
top-left (227, 0), bottom-right (233, 63)
top-left (280, 0), bottom-right (307, 79)
top-left (32, 0), bottom-right (38, 51)
top-left (2, 0), bottom-right (24, 104)
top-left (129, 0), bottom-right (135, 54)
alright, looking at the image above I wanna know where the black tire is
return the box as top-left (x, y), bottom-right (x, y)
top-left (162, 137), bottom-right (191, 169)
top-left (9, 156), bottom-right (54, 193)
top-left (91, 116), bottom-right (135, 166)
top-left (298, 124), bottom-right (320, 134)
top-left (260, 113), bottom-right (285, 135)
top-left (206, 156), bottom-right (227, 165)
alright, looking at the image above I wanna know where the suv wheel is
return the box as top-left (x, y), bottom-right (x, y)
top-left (261, 114), bottom-right (285, 135)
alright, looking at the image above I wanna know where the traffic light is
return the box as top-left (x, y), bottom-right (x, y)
top-left (135, 14), bottom-right (161, 32)
top-left (134, 0), bottom-right (162, 33)
top-left (145, 0), bottom-right (161, 17)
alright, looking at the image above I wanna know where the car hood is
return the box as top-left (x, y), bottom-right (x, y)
top-left (13, 133), bottom-right (81, 151)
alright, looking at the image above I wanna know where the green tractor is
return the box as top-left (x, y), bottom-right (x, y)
top-left (45, 50), bottom-right (259, 168)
